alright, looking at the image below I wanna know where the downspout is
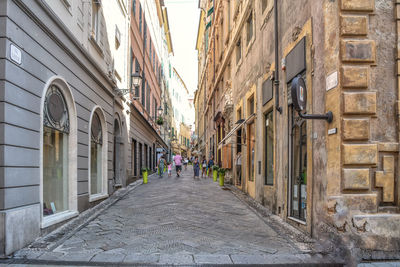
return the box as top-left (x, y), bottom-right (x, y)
top-left (274, 0), bottom-right (282, 114)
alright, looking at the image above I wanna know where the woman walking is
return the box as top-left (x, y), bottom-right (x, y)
top-left (193, 156), bottom-right (200, 179)
top-left (201, 156), bottom-right (207, 178)
top-left (207, 155), bottom-right (214, 178)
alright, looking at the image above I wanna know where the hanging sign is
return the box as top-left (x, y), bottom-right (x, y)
top-left (291, 76), bottom-right (307, 112)
top-left (291, 76), bottom-right (334, 123)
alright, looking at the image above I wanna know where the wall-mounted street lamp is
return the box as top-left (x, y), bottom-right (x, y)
top-left (157, 106), bottom-right (163, 116)
top-left (114, 72), bottom-right (142, 99)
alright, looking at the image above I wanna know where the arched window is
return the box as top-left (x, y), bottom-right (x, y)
top-left (42, 85), bottom-right (69, 217)
top-left (90, 112), bottom-right (102, 195)
top-left (89, 107), bottom-right (108, 201)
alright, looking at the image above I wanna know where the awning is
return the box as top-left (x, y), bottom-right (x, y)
top-left (207, 6), bottom-right (214, 16)
top-left (218, 113), bottom-right (256, 146)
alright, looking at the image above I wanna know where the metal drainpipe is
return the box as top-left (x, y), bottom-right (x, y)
top-left (274, 0), bottom-right (282, 114)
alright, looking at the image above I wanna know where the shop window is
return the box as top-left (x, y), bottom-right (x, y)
top-left (43, 85), bottom-right (70, 217)
top-left (265, 110), bottom-right (273, 185)
top-left (90, 112), bottom-right (103, 196)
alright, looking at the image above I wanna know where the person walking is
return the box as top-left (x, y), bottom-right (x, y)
top-left (173, 153), bottom-right (182, 177)
top-left (193, 156), bottom-right (200, 179)
top-left (167, 162), bottom-right (172, 177)
top-left (207, 155), bottom-right (214, 178)
top-left (157, 155), bottom-right (166, 178)
top-left (201, 156), bottom-right (207, 178)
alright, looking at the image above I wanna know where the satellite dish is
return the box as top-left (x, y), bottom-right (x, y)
top-left (291, 76), bottom-right (307, 112)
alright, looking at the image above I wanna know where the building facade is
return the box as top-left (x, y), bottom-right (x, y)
top-left (128, 0), bottom-right (172, 182)
top-left (0, 0), bottom-right (173, 256)
top-left (195, 0), bottom-right (400, 262)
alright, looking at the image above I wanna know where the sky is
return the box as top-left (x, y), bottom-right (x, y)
top-left (164, 0), bottom-right (200, 96)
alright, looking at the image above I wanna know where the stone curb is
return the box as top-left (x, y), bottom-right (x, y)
top-left (14, 174), bottom-right (156, 256)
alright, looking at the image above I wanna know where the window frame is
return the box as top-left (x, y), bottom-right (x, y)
top-left (40, 76), bottom-right (78, 229)
top-left (88, 107), bottom-right (108, 202)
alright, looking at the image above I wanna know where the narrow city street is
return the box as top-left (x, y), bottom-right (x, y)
top-left (6, 167), bottom-right (340, 266)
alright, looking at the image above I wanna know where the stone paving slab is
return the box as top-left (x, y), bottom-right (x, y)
top-left (8, 167), bottom-right (341, 265)
top-left (158, 253), bottom-right (194, 264)
top-left (90, 252), bottom-right (126, 263)
top-left (193, 254), bottom-right (233, 264)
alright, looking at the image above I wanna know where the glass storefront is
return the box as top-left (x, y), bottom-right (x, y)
top-left (42, 85), bottom-right (70, 216)
top-left (265, 111), bottom-right (274, 185)
top-left (90, 142), bottom-right (102, 195)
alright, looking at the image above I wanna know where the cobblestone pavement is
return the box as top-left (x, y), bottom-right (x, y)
top-left (9, 167), bottom-right (342, 266)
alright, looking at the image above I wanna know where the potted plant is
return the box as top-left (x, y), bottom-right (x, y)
top-left (156, 117), bottom-right (163, 125)
top-left (212, 165), bottom-right (219, 182)
top-left (141, 167), bottom-right (149, 184)
top-left (218, 168), bottom-right (226, 186)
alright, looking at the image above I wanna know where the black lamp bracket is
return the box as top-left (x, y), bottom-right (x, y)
top-left (298, 111), bottom-right (333, 123)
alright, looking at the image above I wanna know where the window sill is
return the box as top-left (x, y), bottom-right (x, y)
top-left (89, 193), bottom-right (109, 203)
top-left (41, 210), bottom-right (79, 229)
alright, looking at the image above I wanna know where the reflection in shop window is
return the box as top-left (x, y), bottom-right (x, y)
top-left (43, 85), bottom-right (69, 216)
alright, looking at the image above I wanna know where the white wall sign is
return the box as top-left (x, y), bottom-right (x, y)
top-left (326, 71), bottom-right (338, 91)
top-left (328, 128), bottom-right (337, 135)
top-left (10, 44), bottom-right (22, 65)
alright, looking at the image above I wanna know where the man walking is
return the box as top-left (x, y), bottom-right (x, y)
top-left (173, 152), bottom-right (182, 177)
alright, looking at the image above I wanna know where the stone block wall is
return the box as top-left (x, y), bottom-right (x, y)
top-left (324, 0), bottom-right (400, 256)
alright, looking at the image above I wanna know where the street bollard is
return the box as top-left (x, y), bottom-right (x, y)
top-left (143, 171), bottom-right (148, 184)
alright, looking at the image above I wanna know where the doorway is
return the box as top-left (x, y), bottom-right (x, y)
top-left (113, 118), bottom-right (122, 186)
top-left (132, 139), bottom-right (137, 177)
top-left (289, 102), bottom-right (307, 222)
